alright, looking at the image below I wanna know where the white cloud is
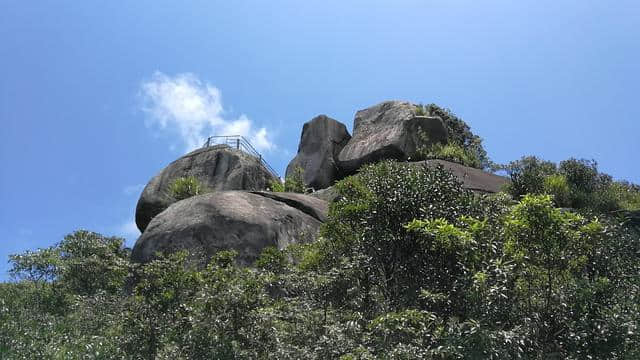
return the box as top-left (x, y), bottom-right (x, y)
top-left (118, 220), bottom-right (141, 247)
top-left (252, 127), bottom-right (273, 151)
top-left (140, 72), bottom-right (275, 152)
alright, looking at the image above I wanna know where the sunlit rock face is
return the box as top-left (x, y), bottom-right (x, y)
top-left (337, 100), bottom-right (448, 174)
top-left (131, 191), bottom-right (328, 265)
top-left (135, 145), bottom-right (276, 232)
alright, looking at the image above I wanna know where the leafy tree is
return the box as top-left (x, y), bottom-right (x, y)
top-left (502, 156), bottom-right (558, 197)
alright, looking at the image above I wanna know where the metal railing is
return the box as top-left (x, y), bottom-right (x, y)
top-left (203, 135), bottom-right (280, 179)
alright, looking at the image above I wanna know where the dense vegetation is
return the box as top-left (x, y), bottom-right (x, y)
top-left (2, 161), bottom-right (639, 359)
top-left (414, 104), bottom-right (489, 169)
top-left (502, 156), bottom-right (640, 212)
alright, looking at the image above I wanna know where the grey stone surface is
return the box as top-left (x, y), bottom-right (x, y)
top-left (338, 101), bottom-right (448, 173)
top-left (419, 159), bottom-right (509, 193)
top-left (135, 145), bottom-right (277, 232)
top-left (285, 115), bottom-right (351, 190)
top-left (131, 191), bottom-right (328, 265)
top-left (249, 191), bottom-right (328, 222)
top-left (309, 186), bottom-right (341, 203)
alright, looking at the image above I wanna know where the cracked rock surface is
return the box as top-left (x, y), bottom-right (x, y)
top-left (131, 191), bottom-right (328, 265)
top-left (135, 145), bottom-right (277, 232)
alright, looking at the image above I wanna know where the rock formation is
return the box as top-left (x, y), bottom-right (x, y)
top-left (420, 160), bottom-right (509, 194)
top-left (285, 115), bottom-right (351, 190)
top-left (131, 100), bottom-right (508, 266)
top-left (131, 191), bottom-right (328, 265)
top-left (135, 145), bottom-right (277, 232)
top-left (337, 101), bottom-right (448, 174)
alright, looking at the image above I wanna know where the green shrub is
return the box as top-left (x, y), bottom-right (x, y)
top-left (502, 156), bottom-right (557, 197)
top-left (543, 174), bottom-right (571, 207)
top-left (559, 158), bottom-right (600, 193)
top-left (319, 160), bottom-right (480, 310)
top-left (284, 166), bottom-right (306, 193)
top-left (610, 181), bottom-right (640, 211)
top-left (416, 141), bottom-right (483, 168)
top-left (168, 176), bottom-right (207, 201)
top-left (414, 103), bottom-right (490, 169)
top-left (268, 167), bottom-right (306, 193)
top-left (501, 156), bottom-right (640, 213)
top-left (268, 178), bottom-right (285, 192)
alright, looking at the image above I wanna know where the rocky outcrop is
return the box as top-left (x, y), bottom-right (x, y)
top-left (419, 160), bottom-right (509, 193)
top-left (135, 145), bottom-right (277, 232)
top-left (337, 101), bottom-right (448, 174)
top-left (131, 191), bottom-right (328, 265)
top-left (285, 115), bottom-right (351, 190)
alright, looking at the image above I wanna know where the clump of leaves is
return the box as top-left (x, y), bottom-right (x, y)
top-left (268, 178), bottom-right (285, 192)
top-left (611, 181), bottom-right (640, 211)
top-left (416, 141), bottom-right (483, 168)
top-left (414, 103), bottom-right (489, 169)
top-left (167, 176), bottom-right (207, 201)
top-left (284, 166), bottom-right (306, 193)
top-left (268, 167), bottom-right (306, 193)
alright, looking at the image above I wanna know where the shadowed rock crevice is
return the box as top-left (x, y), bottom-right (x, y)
top-left (285, 115), bottom-right (351, 190)
top-left (249, 191), bottom-right (328, 222)
top-left (132, 191), bottom-right (328, 265)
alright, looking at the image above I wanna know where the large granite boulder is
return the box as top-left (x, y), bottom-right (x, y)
top-left (285, 115), bottom-right (351, 190)
top-left (338, 101), bottom-right (448, 174)
top-left (131, 191), bottom-right (328, 265)
top-left (135, 145), bottom-right (277, 232)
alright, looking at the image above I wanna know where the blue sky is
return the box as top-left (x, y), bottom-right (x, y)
top-left (1, 1), bottom-right (639, 279)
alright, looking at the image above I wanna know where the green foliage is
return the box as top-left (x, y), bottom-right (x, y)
top-left (543, 173), bottom-right (571, 207)
top-left (416, 141), bottom-right (484, 168)
top-left (168, 176), bottom-right (207, 201)
top-left (415, 103), bottom-right (490, 169)
top-left (284, 166), bottom-right (306, 193)
top-left (502, 155), bottom-right (557, 197)
top-left (268, 178), bottom-right (285, 192)
top-left (503, 156), bottom-right (640, 212)
top-left (2, 162), bottom-right (639, 358)
top-left (611, 181), bottom-right (640, 211)
top-left (9, 230), bottom-right (129, 296)
top-left (269, 166), bottom-right (306, 193)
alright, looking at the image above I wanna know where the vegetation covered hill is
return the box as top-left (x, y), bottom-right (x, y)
top-left (2, 159), bottom-right (639, 359)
